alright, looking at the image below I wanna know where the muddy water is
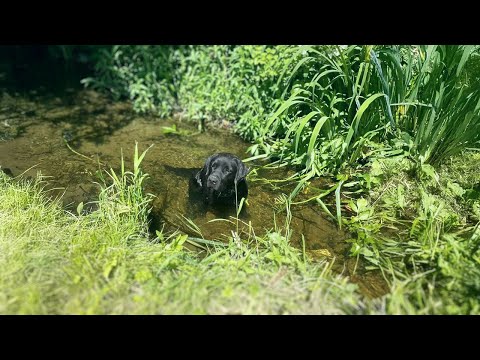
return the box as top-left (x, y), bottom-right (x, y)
top-left (0, 87), bottom-right (388, 298)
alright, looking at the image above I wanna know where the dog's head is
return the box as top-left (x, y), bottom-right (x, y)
top-left (195, 153), bottom-right (249, 194)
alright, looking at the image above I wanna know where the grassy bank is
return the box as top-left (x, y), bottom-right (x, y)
top-left (1, 45), bottom-right (479, 314)
top-left (344, 152), bottom-right (480, 314)
top-left (78, 45), bottom-right (480, 314)
top-left (2, 146), bottom-right (478, 314)
top-left (0, 146), bottom-right (371, 314)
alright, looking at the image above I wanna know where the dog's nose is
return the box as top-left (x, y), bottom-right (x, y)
top-left (207, 176), bottom-right (219, 189)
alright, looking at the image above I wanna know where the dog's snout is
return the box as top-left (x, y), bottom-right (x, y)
top-left (207, 175), bottom-right (220, 188)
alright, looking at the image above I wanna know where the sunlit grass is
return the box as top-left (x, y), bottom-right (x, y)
top-left (0, 147), bottom-right (370, 314)
top-left (9, 45), bottom-right (480, 314)
top-left (341, 151), bottom-right (480, 314)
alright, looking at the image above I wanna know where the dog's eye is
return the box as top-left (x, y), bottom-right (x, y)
top-left (223, 167), bottom-right (230, 174)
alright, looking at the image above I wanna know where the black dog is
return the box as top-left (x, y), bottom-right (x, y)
top-left (193, 153), bottom-right (249, 206)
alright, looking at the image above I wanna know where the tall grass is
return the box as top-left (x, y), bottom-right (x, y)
top-left (20, 44), bottom-right (479, 314)
top-left (83, 45), bottom-right (480, 171)
top-left (93, 142), bottom-right (154, 237)
top-left (396, 46), bottom-right (480, 165)
top-left (2, 150), bottom-right (479, 313)
top-left (0, 148), bottom-right (372, 314)
top-left (256, 46), bottom-right (393, 175)
top-left (257, 46), bottom-right (480, 176)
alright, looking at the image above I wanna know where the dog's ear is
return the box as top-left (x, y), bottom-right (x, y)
top-left (234, 158), bottom-right (249, 184)
top-left (203, 154), bottom-right (217, 177)
top-left (196, 154), bottom-right (217, 186)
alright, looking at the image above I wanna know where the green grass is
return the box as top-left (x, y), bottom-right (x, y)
top-left (82, 45), bottom-right (480, 178)
top-left (82, 45), bottom-right (480, 169)
top-left (5, 45), bottom-right (480, 314)
top-left (2, 146), bottom-right (479, 314)
top-left (341, 151), bottom-right (480, 314)
top-left (255, 46), bottom-right (480, 177)
top-left (0, 146), bottom-right (371, 315)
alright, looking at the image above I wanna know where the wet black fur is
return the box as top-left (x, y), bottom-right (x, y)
top-left (192, 153), bottom-right (249, 206)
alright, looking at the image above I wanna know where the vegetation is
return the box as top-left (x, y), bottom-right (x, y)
top-left (343, 152), bottom-right (480, 314)
top-left (0, 146), bottom-right (371, 314)
top-left (1, 45), bottom-right (479, 314)
top-left (82, 46), bottom-right (480, 167)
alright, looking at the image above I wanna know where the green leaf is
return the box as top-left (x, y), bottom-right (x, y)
top-left (316, 197), bottom-right (335, 220)
top-left (292, 111), bottom-right (319, 154)
top-left (263, 91), bottom-right (307, 136)
top-left (370, 160), bottom-right (383, 177)
top-left (356, 198), bottom-right (369, 213)
top-left (76, 201), bottom-right (84, 216)
top-left (447, 182), bottom-right (465, 197)
top-left (421, 163), bottom-right (438, 182)
top-left (456, 45), bottom-right (474, 77)
top-left (343, 93), bottom-right (384, 156)
top-left (335, 180), bottom-right (344, 230)
top-left (103, 257), bottom-right (118, 280)
top-left (360, 247), bottom-right (374, 257)
top-left (307, 116), bottom-right (330, 156)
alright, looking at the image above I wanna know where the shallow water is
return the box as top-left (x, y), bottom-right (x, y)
top-left (0, 70), bottom-right (388, 298)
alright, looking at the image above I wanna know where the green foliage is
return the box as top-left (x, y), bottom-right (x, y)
top-left (176, 45), bottom-right (300, 141)
top-left (386, 46), bottom-right (480, 165)
top-left (254, 45), bottom-right (480, 180)
top-left (81, 46), bottom-right (480, 313)
top-left (84, 45), bottom-right (301, 141)
top-left (342, 152), bottom-right (480, 314)
top-left (81, 45), bottom-right (182, 117)
top-left (0, 161), bottom-right (369, 314)
top-left (93, 142), bottom-right (154, 237)
top-left (85, 45), bottom-right (480, 174)
top-left (160, 124), bottom-right (193, 136)
top-left (255, 46), bottom-right (394, 177)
